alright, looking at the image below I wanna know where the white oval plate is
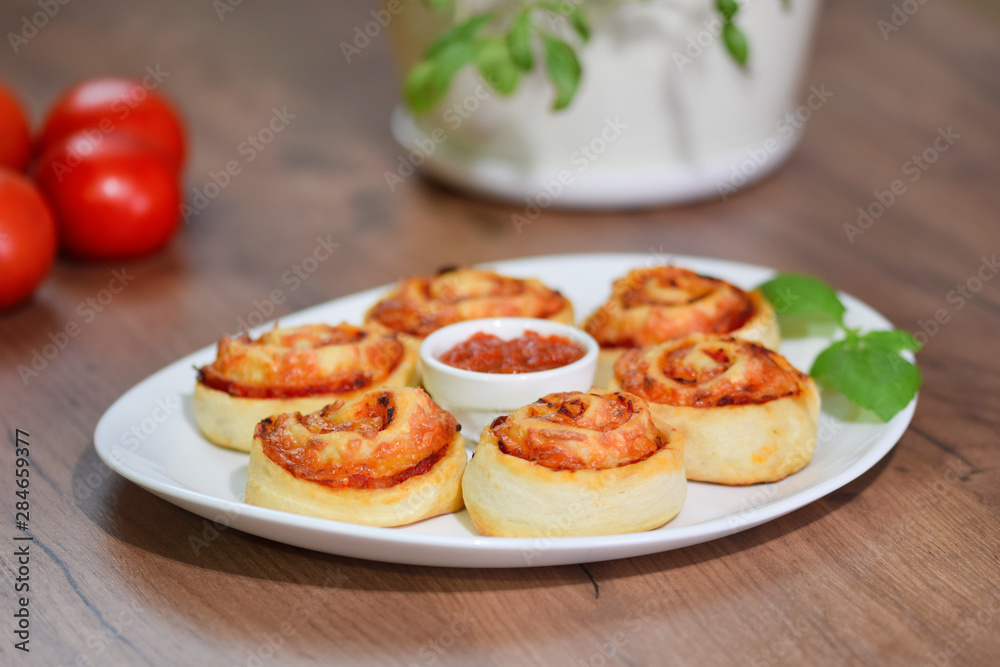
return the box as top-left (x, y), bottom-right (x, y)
top-left (94, 253), bottom-right (916, 568)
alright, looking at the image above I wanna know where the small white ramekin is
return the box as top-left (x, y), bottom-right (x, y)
top-left (419, 318), bottom-right (599, 441)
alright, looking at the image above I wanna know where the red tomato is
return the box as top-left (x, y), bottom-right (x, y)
top-left (0, 84), bottom-right (32, 172)
top-left (39, 77), bottom-right (186, 172)
top-left (0, 168), bottom-right (57, 309)
top-left (36, 134), bottom-right (181, 260)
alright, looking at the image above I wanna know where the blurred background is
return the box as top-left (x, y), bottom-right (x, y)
top-left (2, 0), bottom-right (997, 332)
top-left (2, 2), bottom-right (999, 665)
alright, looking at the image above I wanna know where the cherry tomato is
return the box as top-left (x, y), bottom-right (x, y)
top-left (0, 168), bottom-right (57, 309)
top-left (36, 133), bottom-right (181, 260)
top-left (39, 77), bottom-right (186, 172)
top-left (0, 84), bottom-right (32, 172)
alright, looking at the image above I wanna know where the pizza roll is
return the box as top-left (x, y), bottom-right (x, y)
top-left (462, 388), bottom-right (686, 537)
top-left (610, 334), bottom-right (819, 485)
top-left (194, 323), bottom-right (416, 452)
top-left (583, 266), bottom-right (778, 385)
top-left (365, 267), bottom-right (574, 358)
top-left (245, 386), bottom-right (465, 526)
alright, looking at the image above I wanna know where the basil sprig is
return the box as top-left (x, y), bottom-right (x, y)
top-left (405, 2), bottom-right (588, 113)
top-left (758, 274), bottom-right (922, 422)
top-left (405, 0), bottom-right (758, 114)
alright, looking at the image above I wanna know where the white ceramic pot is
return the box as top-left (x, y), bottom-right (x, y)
top-left (385, 0), bottom-right (822, 208)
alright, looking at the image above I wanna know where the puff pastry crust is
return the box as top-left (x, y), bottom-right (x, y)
top-left (194, 323), bottom-right (416, 452)
top-left (364, 267), bottom-right (574, 357)
top-left (462, 389), bottom-right (686, 537)
top-left (610, 334), bottom-right (819, 485)
top-left (583, 267), bottom-right (779, 386)
top-left (245, 387), bottom-right (466, 526)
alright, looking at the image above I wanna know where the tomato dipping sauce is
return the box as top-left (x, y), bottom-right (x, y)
top-left (439, 330), bottom-right (586, 374)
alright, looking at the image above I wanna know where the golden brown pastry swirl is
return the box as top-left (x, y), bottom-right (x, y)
top-left (198, 323), bottom-right (407, 399)
top-left (610, 334), bottom-right (819, 485)
top-left (583, 266), bottom-right (778, 387)
top-left (491, 390), bottom-right (666, 471)
top-left (245, 387), bottom-right (466, 526)
top-left (365, 267), bottom-right (573, 339)
top-left (256, 387), bottom-right (458, 489)
top-left (462, 389), bottom-right (687, 537)
top-left (193, 323), bottom-right (416, 453)
top-left (613, 335), bottom-right (808, 408)
top-left (583, 266), bottom-right (769, 348)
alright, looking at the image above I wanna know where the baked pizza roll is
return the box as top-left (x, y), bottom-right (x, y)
top-left (194, 323), bottom-right (416, 452)
top-left (365, 267), bottom-right (574, 358)
top-left (462, 389), bottom-right (686, 537)
top-left (610, 334), bottom-right (819, 485)
top-left (583, 266), bottom-right (778, 385)
top-left (245, 386), bottom-right (465, 526)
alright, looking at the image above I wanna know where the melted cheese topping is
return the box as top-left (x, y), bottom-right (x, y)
top-left (583, 267), bottom-right (755, 348)
top-left (492, 389), bottom-right (665, 471)
top-left (256, 387), bottom-right (459, 488)
top-left (365, 268), bottom-right (571, 337)
top-left (614, 334), bottom-right (809, 408)
top-left (198, 323), bottom-right (406, 398)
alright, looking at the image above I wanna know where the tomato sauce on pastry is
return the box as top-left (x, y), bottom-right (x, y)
top-left (366, 267), bottom-right (573, 338)
top-left (256, 389), bottom-right (458, 489)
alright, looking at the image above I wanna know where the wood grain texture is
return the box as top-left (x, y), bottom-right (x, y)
top-left (1, 0), bottom-right (998, 665)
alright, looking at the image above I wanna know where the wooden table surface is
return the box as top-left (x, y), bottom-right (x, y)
top-left (2, 0), bottom-right (999, 665)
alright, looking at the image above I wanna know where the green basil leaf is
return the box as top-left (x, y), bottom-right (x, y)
top-left (758, 273), bottom-right (846, 324)
top-left (425, 0), bottom-right (451, 12)
top-left (404, 61), bottom-right (441, 113)
top-left (809, 339), bottom-right (846, 380)
top-left (716, 0), bottom-right (740, 21)
top-left (425, 13), bottom-right (494, 59)
top-left (861, 329), bottom-right (923, 353)
top-left (810, 333), bottom-right (921, 421)
top-left (508, 9), bottom-right (534, 71)
top-left (405, 40), bottom-right (478, 113)
top-left (722, 22), bottom-right (749, 66)
top-left (476, 36), bottom-right (520, 95)
top-left (864, 349), bottom-right (921, 421)
top-left (534, 1), bottom-right (588, 41)
top-left (568, 8), bottom-right (591, 43)
top-left (541, 34), bottom-right (581, 111)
